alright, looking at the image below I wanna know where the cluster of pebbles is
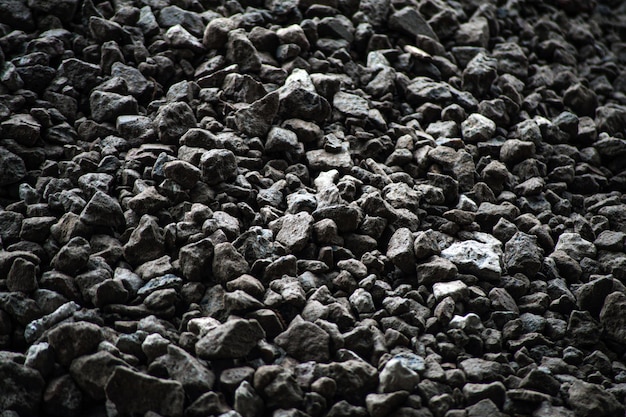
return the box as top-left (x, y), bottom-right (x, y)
top-left (3, 0), bottom-right (626, 416)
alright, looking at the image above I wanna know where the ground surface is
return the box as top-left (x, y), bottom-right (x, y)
top-left (2, 0), bottom-right (626, 416)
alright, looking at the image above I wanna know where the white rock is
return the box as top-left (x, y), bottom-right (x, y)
top-left (441, 239), bottom-right (502, 281)
top-left (433, 280), bottom-right (469, 302)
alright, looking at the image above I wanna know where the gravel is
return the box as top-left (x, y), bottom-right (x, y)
top-left (1, 0), bottom-right (626, 416)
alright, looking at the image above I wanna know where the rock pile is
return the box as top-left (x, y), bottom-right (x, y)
top-left (1, 0), bottom-right (626, 416)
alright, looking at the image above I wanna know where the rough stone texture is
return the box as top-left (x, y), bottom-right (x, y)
top-left (195, 319), bottom-right (265, 359)
top-left (2, 2), bottom-right (626, 417)
top-left (105, 366), bottom-right (185, 417)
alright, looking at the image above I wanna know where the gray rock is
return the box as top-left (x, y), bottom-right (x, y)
top-left (489, 287), bottom-right (519, 314)
top-left (316, 360), bottom-right (378, 405)
top-left (389, 7), bottom-right (437, 39)
top-left (366, 391), bottom-right (409, 417)
top-left (349, 288), bottom-right (376, 314)
top-left (111, 62), bottom-right (152, 99)
top-left (462, 52), bottom-right (498, 98)
top-left (554, 232), bottom-right (596, 261)
top-left (179, 238), bottom-right (214, 282)
top-left (467, 399), bottom-right (504, 417)
top-left (567, 380), bottom-right (624, 417)
top-left (42, 374), bottom-right (83, 417)
top-left (28, 0), bottom-right (79, 22)
top-left (47, 321), bottom-right (102, 366)
top-left (433, 280), bottom-right (469, 302)
top-left (165, 24), bottom-right (204, 52)
top-left (187, 391), bottom-right (231, 417)
top-left (200, 149), bottom-right (238, 185)
top-left (0, 0), bottom-right (34, 31)
top-left (155, 101), bottom-right (197, 145)
top-left (158, 5), bottom-right (204, 37)
top-left (212, 242), bottom-right (249, 284)
top-left (0, 147), bottom-right (26, 186)
top-left (227, 29), bottom-right (261, 73)
top-left (379, 356), bottom-right (421, 393)
top-left (128, 186), bottom-right (170, 215)
top-left (1, 113), bottom-right (41, 146)
top-left (599, 291), bottom-right (626, 345)
top-left (254, 365), bottom-right (304, 409)
top-left (0, 360), bottom-right (45, 416)
top-left (456, 17), bottom-right (490, 48)
top-left (416, 256), bottom-right (458, 285)
top-left (70, 351), bottom-right (129, 400)
top-left (462, 113), bottom-right (496, 143)
top-left (533, 402), bottom-right (575, 417)
top-left (203, 17), bottom-right (236, 49)
top-left (575, 276), bottom-right (614, 317)
top-left (275, 316), bottom-right (330, 362)
top-left (24, 301), bottom-right (78, 343)
top-left (80, 190), bottom-right (125, 230)
top-left (105, 366), bottom-right (185, 417)
top-left (234, 381), bottom-right (264, 417)
top-left (89, 90), bottom-right (137, 123)
top-left (123, 215), bottom-right (165, 266)
top-left (387, 228), bottom-right (416, 273)
top-left (333, 92), bottom-right (369, 118)
top-left (7, 257), bottom-right (38, 293)
top-left (518, 368), bottom-right (560, 396)
top-left (149, 344), bottom-right (215, 400)
top-left (307, 144), bottom-right (353, 171)
top-left (441, 237), bottom-right (502, 281)
top-left (51, 237), bottom-right (90, 276)
top-left (276, 212), bottom-right (314, 253)
top-left (504, 232), bottom-right (543, 278)
top-left (463, 381), bottom-right (506, 407)
top-left (234, 92), bottom-right (279, 138)
top-left (459, 358), bottom-right (502, 382)
top-left (195, 318), bottom-right (265, 359)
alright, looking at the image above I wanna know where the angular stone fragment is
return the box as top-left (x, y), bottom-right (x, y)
top-left (275, 317), bottom-right (330, 362)
top-left (599, 291), bottom-right (626, 345)
top-left (212, 242), bottom-right (249, 284)
top-left (504, 232), bottom-right (543, 278)
top-left (149, 344), bottom-right (215, 400)
top-left (7, 257), bottom-right (38, 293)
top-left (155, 101), bottom-right (197, 145)
top-left (105, 366), bottom-right (185, 417)
top-left (554, 232), bottom-right (596, 261)
top-left (567, 380), bottom-right (624, 417)
top-left (417, 256), bottom-right (458, 284)
top-left (276, 212), bottom-right (314, 253)
top-left (47, 321), bottom-right (102, 366)
top-left (0, 360), bottom-right (45, 416)
top-left (441, 239), bottom-right (502, 281)
top-left (195, 319), bottom-right (265, 359)
top-left (0, 147), bottom-right (26, 186)
top-left (51, 237), bottom-right (90, 275)
top-left (89, 90), bottom-right (137, 123)
top-left (387, 228), bottom-right (415, 273)
top-left (70, 351), bottom-right (129, 400)
top-left (462, 113), bottom-right (496, 143)
top-left (389, 7), bottom-right (437, 39)
top-left (200, 149), bottom-right (238, 185)
top-left (234, 92), bottom-right (279, 138)
top-left (123, 215), bottom-right (165, 266)
top-left (80, 191), bottom-right (125, 230)
top-left (227, 29), bottom-right (261, 73)
top-left (43, 374), bottom-right (83, 417)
